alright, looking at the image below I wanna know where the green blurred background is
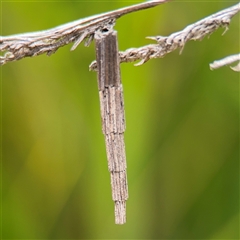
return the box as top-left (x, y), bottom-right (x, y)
top-left (1, 0), bottom-right (239, 239)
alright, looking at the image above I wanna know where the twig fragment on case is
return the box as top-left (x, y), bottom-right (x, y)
top-left (94, 28), bottom-right (128, 224)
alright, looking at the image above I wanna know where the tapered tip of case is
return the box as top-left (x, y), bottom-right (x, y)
top-left (114, 201), bottom-right (126, 224)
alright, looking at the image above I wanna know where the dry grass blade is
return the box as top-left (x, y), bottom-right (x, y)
top-left (0, 0), bottom-right (169, 65)
top-left (210, 53), bottom-right (240, 71)
top-left (89, 2), bottom-right (240, 70)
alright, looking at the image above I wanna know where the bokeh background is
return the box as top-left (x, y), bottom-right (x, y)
top-left (1, 0), bottom-right (239, 239)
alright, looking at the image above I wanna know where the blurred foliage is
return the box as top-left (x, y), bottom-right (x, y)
top-left (1, 1), bottom-right (239, 239)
